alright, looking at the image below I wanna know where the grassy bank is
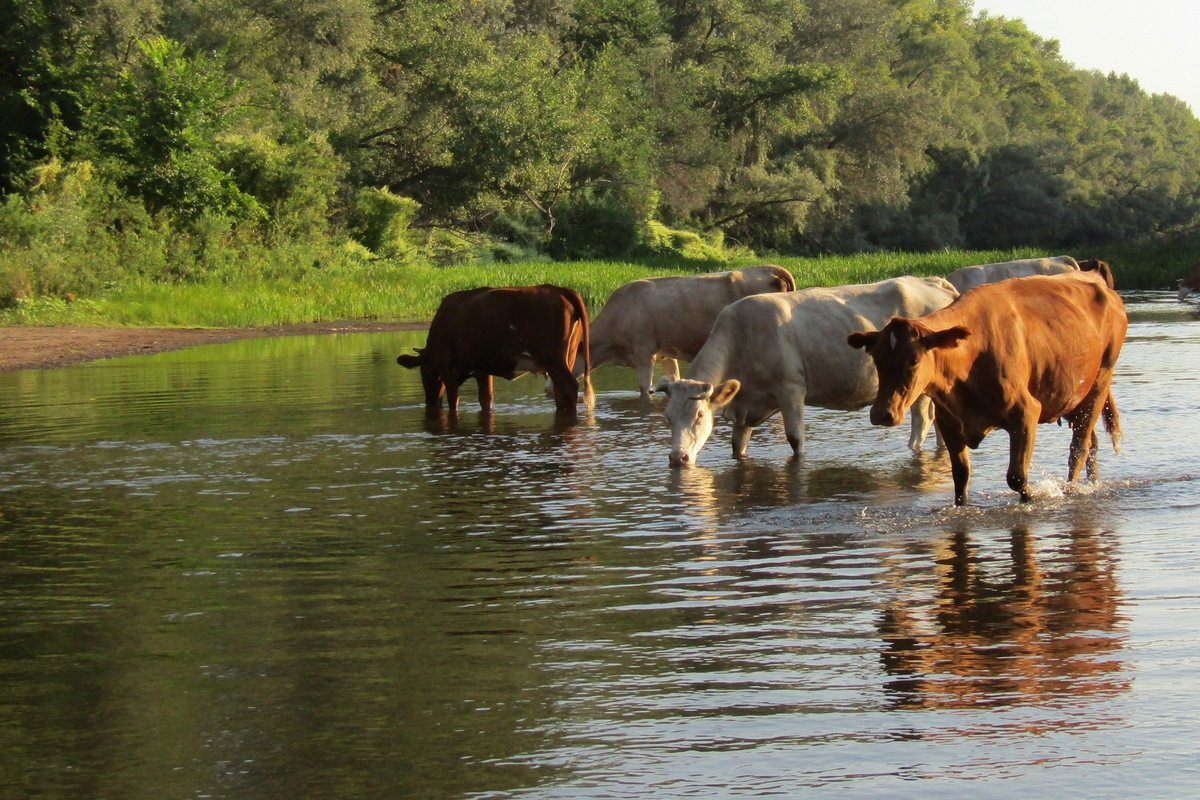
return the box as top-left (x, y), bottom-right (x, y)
top-left (2, 242), bottom-right (1194, 328)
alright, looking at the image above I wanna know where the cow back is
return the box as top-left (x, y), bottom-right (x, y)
top-left (690, 276), bottom-right (959, 411)
top-left (946, 256), bottom-right (1079, 294)
top-left (425, 284), bottom-right (586, 377)
top-left (590, 266), bottom-right (794, 361)
top-left (923, 271), bottom-right (1127, 423)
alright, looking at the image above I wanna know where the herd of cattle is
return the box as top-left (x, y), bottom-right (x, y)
top-left (398, 255), bottom-right (1139, 506)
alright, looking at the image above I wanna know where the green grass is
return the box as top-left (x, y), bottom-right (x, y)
top-left (2, 243), bottom-right (1195, 328)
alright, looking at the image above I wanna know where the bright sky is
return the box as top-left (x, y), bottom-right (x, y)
top-left (974, 0), bottom-right (1200, 115)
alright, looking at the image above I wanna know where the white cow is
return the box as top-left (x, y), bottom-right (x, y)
top-left (580, 265), bottom-right (796, 396)
top-left (656, 276), bottom-right (959, 467)
top-left (1179, 260), bottom-right (1200, 301)
top-left (945, 256), bottom-right (1079, 293)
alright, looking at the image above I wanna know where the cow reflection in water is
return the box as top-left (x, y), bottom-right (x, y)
top-left (668, 462), bottom-right (876, 518)
top-left (668, 451), bottom-right (952, 520)
top-left (879, 525), bottom-right (1129, 710)
top-left (421, 408), bottom-right (584, 438)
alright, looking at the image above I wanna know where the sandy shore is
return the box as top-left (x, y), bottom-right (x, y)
top-left (0, 321), bottom-right (425, 372)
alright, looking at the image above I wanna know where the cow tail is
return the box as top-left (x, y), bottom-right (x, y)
top-left (568, 289), bottom-right (595, 412)
top-left (1102, 390), bottom-right (1122, 453)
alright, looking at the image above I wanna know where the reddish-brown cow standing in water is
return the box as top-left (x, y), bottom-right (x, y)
top-left (398, 284), bottom-right (594, 415)
top-left (848, 271), bottom-right (1128, 506)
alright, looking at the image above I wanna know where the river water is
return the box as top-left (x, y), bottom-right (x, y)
top-left (1, 293), bottom-right (1198, 799)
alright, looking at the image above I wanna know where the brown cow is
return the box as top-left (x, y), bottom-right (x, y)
top-left (398, 284), bottom-right (595, 415)
top-left (848, 271), bottom-right (1127, 505)
top-left (1178, 260), bottom-right (1200, 301)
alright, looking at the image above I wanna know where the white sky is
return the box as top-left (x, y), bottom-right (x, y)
top-left (974, 0), bottom-right (1200, 114)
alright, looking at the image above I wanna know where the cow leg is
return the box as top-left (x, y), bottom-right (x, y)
top-left (546, 363), bottom-right (580, 413)
top-left (1006, 413), bottom-right (1039, 502)
top-left (731, 423), bottom-right (753, 458)
top-left (424, 379), bottom-right (446, 411)
top-left (940, 424), bottom-right (972, 506)
top-left (636, 355), bottom-right (656, 398)
top-left (777, 386), bottom-right (806, 458)
top-left (477, 374), bottom-right (495, 412)
top-left (908, 395), bottom-right (936, 452)
top-left (638, 364), bottom-right (653, 398)
top-left (443, 369), bottom-right (461, 414)
top-left (1067, 385), bottom-right (1109, 483)
top-left (661, 358), bottom-right (681, 381)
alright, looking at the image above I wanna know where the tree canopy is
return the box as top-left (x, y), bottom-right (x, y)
top-left (3, 0), bottom-right (1199, 265)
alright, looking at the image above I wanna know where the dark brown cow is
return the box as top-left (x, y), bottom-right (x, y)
top-left (848, 271), bottom-right (1127, 505)
top-left (1178, 260), bottom-right (1200, 301)
top-left (398, 284), bottom-right (594, 415)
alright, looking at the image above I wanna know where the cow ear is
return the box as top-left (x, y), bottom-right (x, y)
top-left (922, 326), bottom-right (969, 351)
top-left (847, 331), bottom-right (880, 350)
top-left (711, 379), bottom-right (741, 408)
top-left (652, 378), bottom-right (672, 395)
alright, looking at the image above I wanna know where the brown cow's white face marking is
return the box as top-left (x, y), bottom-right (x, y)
top-left (658, 378), bottom-right (741, 467)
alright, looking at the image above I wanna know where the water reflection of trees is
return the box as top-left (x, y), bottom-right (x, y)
top-left (878, 524), bottom-right (1130, 710)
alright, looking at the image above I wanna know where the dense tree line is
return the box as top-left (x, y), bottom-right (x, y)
top-left (3, 0), bottom-right (1199, 281)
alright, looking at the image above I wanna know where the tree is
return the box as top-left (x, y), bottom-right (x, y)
top-left (80, 36), bottom-right (260, 219)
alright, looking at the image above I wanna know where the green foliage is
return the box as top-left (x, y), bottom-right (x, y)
top-left (81, 36), bottom-right (262, 221)
top-left (2, 0), bottom-right (1200, 307)
top-left (5, 244), bottom-right (1189, 327)
top-left (220, 133), bottom-right (344, 240)
top-left (350, 187), bottom-right (422, 260)
top-left (0, 159), bottom-right (152, 303)
top-left (547, 193), bottom-right (642, 260)
top-left (643, 221), bottom-right (749, 263)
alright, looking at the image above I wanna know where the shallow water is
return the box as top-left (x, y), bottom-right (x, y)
top-left (1, 293), bottom-right (1198, 799)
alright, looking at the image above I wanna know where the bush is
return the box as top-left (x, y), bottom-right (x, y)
top-left (643, 220), bottom-right (741, 262)
top-left (221, 133), bottom-right (344, 241)
top-left (547, 194), bottom-right (641, 260)
top-left (0, 159), bottom-right (141, 301)
top-left (349, 187), bottom-right (423, 260)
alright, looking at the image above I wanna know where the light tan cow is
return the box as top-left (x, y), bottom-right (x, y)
top-left (945, 256), bottom-right (1079, 293)
top-left (581, 265), bottom-right (796, 396)
top-left (657, 276), bottom-right (959, 467)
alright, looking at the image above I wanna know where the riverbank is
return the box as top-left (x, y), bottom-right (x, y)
top-left (5, 244), bottom-right (1191, 331)
top-left (0, 321), bottom-right (425, 372)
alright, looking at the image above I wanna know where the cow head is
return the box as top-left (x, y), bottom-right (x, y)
top-left (655, 377), bottom-right (741, 467)
top-left (398, 348), bottom-right (446, 408)
top-left (848, 319), bottom-right (968, 427)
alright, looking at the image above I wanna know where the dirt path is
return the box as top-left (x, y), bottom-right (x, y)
top-left (0, 322), bottom-right (426, 372)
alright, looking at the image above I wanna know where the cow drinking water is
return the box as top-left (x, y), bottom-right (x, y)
top-left (398, 284), bottom-right (594, 415)
top-left (656, 276), bottom-right (960, 467)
